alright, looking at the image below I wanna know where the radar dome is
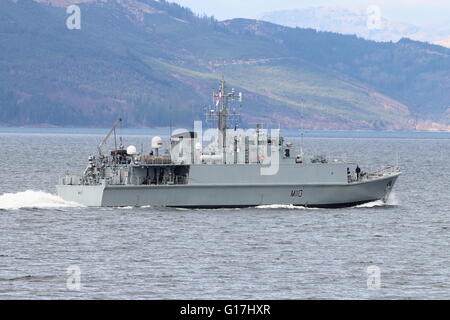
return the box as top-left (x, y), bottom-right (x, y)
top-left (126, 145), bottom-right (137, 155)
top-left (151, 136), bottom-right (163, 149)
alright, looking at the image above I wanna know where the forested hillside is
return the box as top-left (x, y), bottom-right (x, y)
top-left (0, 0), bottom-right (449, 130)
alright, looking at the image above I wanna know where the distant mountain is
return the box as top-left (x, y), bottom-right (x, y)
top-left (260, 7), bottom-right (450, 48)
top-left (435, 36), bottom-right (450, 48)
top-left (1, 0), bottom-right (449, 130)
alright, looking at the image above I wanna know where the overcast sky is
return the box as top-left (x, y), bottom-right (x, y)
top-left (170, 0), bottom-right (450, 27)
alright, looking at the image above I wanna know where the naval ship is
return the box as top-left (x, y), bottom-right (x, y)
top-left (57, 80), bottom-right (400, 208)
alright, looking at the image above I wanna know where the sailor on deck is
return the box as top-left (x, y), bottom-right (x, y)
top-left (356, 165), bottom-right (361, 181)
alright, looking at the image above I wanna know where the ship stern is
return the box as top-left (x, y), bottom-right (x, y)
top-left (56, 184), bottom-right (106, 207)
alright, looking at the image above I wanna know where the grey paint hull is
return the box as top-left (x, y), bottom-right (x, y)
top-left (56, 174), bottom-right (399, 208)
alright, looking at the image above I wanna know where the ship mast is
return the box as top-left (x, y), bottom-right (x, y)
top-left (218, 79), bottom-right (227, 152)
top-left (207, 78), bottom-right (242, 163)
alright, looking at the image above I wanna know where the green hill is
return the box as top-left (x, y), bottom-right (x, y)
top-left (0, 0), bottom-right (449, 130)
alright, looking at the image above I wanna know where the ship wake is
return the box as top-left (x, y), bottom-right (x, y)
top-left (256, 204), bottom-right (318, 210)
top-left (0, 190), bottom-right (84, 210)
top-left (355, 192), bottom-right (400, 208)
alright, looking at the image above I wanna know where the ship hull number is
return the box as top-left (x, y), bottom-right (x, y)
top-left (290, 189), bottom-right (303, 197)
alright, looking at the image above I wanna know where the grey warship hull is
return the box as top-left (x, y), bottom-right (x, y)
top-left (56, 163), bottom-right (400, 208)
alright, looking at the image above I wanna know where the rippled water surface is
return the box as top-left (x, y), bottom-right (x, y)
top-left (0, 128), bottom-right (449, 299)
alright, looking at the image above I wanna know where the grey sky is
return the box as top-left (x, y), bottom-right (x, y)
top-left (170, 0), bottom-right (450, 27)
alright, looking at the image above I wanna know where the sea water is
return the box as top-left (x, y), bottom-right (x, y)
top-left (0, 128), bottom-right (449, 299)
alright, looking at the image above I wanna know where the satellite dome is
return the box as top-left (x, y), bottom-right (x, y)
top-left (151, 136), bottom-right (163, 149)
top-left (126, 145), bottom-right (137, 155)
